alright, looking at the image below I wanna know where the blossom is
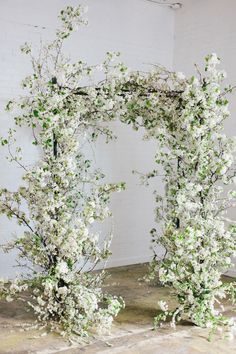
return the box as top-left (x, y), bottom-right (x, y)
top-left (176, 72), bottom-right (185, 80)
top-left (207, 53), bottom-right (220, 66)
top-left (56, 261), bottom-right (69, 275)
top-left (57, 286), bottom-right (68, 296)
top-left (6, 296), bottom-right (13, 302)
top-left (158, 300), bottom-right (168, 312)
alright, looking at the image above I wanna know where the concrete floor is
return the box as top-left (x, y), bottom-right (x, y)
top-left (0, 263), bottom-right (236, 354)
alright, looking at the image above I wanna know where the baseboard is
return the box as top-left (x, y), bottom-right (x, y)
top-left (225, 268), bottom-right (236, 278)
top-left (98, 254), bottom-right (152, 270)
top-left (98, 257), bottom-right (236, 277)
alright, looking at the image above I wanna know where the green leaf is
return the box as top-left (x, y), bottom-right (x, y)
top-left (1, 139), bottom-right (8, 146)
top-left (33, 110), bottom-right (39, 117)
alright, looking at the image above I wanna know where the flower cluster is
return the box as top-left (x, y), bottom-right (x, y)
top-left (0, 5), bottom-right (125, 340)
top-left (122, 54), bottom-right (236, 334)
top-left (151, 55), bottom-right (236, 333)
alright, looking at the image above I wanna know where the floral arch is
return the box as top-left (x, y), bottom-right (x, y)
top-left (1, 5), bottom-right (236, 340)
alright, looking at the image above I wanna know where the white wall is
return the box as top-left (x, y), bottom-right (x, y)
top-left (174, 0), bottom-right (236, 276)
top-left (0, 0), bottom-right (175, 276)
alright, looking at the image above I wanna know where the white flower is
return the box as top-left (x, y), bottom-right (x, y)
top-left (208, 53), bottom-right (220, 66)
top-left (176, 72), bottom-right (185, 80)
top-left (219, 166), bottom-right (228, 175)
top-left (57, 286), bottom-right (68, 296)
top-left (6, 296), bottom-right (13, 302)
top-left (88, 217), bottom-right (94, 224)
top-left (56, 261), bottom-right (69, 275)
top-left (225, 257), bottom-right (232, 265)
top-left (9, 283), bottom-right (20, 292)
top-left (37, 296), bottom-right (46, 306)
top-left (158, 300), bottom-right (168, 312)
top-left (206, 321), bottom-right (213, 328)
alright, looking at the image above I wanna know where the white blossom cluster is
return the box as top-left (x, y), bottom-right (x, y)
top-left (117, 54), bottom-right (236, 335)
top-left (0, 5), bottom-right (125, 340)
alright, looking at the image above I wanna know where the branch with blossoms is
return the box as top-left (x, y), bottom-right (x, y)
top-left (0, 5), bottom-right (125, 340)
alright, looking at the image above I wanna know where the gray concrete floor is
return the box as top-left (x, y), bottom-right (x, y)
top-left (0, 263), bottom-right (236, 353)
